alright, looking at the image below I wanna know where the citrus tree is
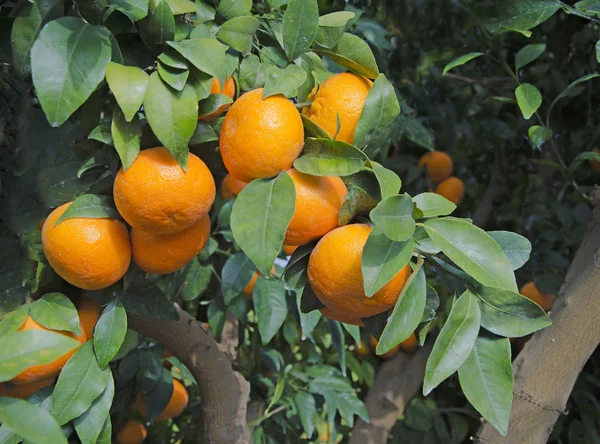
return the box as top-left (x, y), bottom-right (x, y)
top-left (1, 0), bottom-right (595, 443)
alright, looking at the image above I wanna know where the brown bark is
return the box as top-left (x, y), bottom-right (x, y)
top-left (476, 187), bottom-right (600, 443)
top-left (349, 343), bottom-right (434, 444)
top-left (128, 305), bottom-right (251, 443)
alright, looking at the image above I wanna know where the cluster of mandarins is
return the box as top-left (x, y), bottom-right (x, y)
top-left (418, 150), bottom-right (465, 206)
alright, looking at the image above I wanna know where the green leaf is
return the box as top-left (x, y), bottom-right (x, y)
top-left (89, 123), bottom-right (113, 145)
top-left (165, 0), bottom-right (196, 14)
top-left (515, 83), bottom-right (542, 120)
top-left (221, 253), bottom-right (255, 304)
top-left (189, 121), bottom-right (219, 145)
top-left (105, 62), bottom-right (149, 122)
top-left (167, 38), bottom-right (228, 86)
top-left (515, 44), bottom-right (546, 70)
top-left (282, 0), bottom-right (319, 60)
top-left (377, 263), bottom-right (427, 354)
top-left (73, 372), bottom-right (115, 444)
top-left (176, 259), bottom-right (212, 301)
top-left (458, 334), bottom-right (513, 436)
top-left (548, 73), bottom-right (600, 117)
top-left (362, 229), bottom-right (413, 297)
top-left (423, 218), bottom-right (517, 291)
top-left (140, 367), bottom-right (173, 422)
top-left (413, 193), bottom-right (456, 218)
top-left (157, 62), bottom-right (189, 91)
top-left (597, 40), bottom-right (600, 63)
top-left (158, 50), bottom-right (188, 69)
top-left (198, 94), bottom-right (233, 118)
top-left (527, 125), bottom-right (553, 149)
top-left (487, 231), bottom-right (531, 271)
top-left (328, 320), bottom-right (346, 375)
top-left (396, 114), bottom-right (435, 150)
top-left (293, 138), bottom-right (367, 176)
top-left (108, 0), bottom-right (149, 21)
top-left (370, 161), bottom-right (401, 199)
top-left (295, 392), bottom-right (316, 438)
top-left (111, 107), bottom-right (141, 170)
top-left (30, 293), bottom-right (81, 335)
top-left (475, 286), bottom-right (551, 337)
top-left (370, 195), bottom-right (415, 242)
top-left (423, 291), bottom-right (481, 395)
top-left (143, 72), bottom-right (197, 169)
top-left (576, 0), bottom-right (600, 16)
top-left (282, 243), bottom-right (314, 290)
top-left (38, 161), bottom-right (97, 207)
top-left (315, 11), bottom-right (355, 48)
top-left (216, 16), bottom-right (260, 55)
top-left (354, 74), bottom-right (400, 156)
top-left (0, 305), bottom-right (29, 336)
top-left (254, 277), bottom-right (287, 345)
top-left (300, 114), bottom-right (331, 139)
top-left (120, 273), bottom-right (179, 320)
top-left (54, 194), bottom-right (120, 226)
top-left (313, 32), bottom-right (379, 79)
top-left (442, 52), bottom-right (483, 76)
top-left (486, 0), bottom-right (560, 33)
top-left (137, 0), bottom-right (175, 49)
top-left (230, 173), bottom-right (296, 275)
top-left (31, 17), bottom-right (112, 127)
top-left (93, 299), bottom-right (127, 367)
top-left (0, 330), bottom-right (80, 382)
top-left (52, 341), bottom-right (110, 424)
top-left (216, 0), bottom-right (251, 20)
top-left (263, 65), bottom-right (308, 99)
top-left (0, 398), bottom-right (67, 444)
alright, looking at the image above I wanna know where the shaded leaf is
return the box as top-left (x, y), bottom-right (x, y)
top-left (442, 52), bottom-right (483, 76)
top-left (313, 33), bottom-right (379, 78)
top-left (73, 372), bottom-right (115, 444)
top-left (30, 292), bottom-right (81, 335)
top-left (294, 138), bottom-right (367, 176)
top-left (221, 253), bottom-right (255, 304)
top-left (254, 277), bottom-right (287, 345)
top-left (0, 398), bottom-right (67, 444)
top-left (105, 62), bottom-right (149, 122)
top-left (111, 107), bottom-right (141, 169)
top-left (54, 194), bottom-right (120, 226)
top-left (515, 83), bottom-right (542, 120)
top-left (515, 44), bottom-right (546, 70)
top-left (94, 299), bottom-right (127, 367)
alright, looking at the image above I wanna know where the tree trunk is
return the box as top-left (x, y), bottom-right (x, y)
top-left (349, 343), bottom-right (434, 444)
top-left (476, 188), bottom-right (600, 443)
top-left (128, 305), bottom-right (251, 443)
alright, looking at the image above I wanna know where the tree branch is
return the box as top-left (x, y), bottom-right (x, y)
top-left (349, 343), bottom-right (434, 444)
top-left (472, 160), bottom-right (506, 228)
top-left (128, 305), bottom-right (251, 443)
top-left (476, 187), bottom-right (600, 443)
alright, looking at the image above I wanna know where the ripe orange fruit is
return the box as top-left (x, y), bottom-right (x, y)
top-left (137, 378), bottom-right (189, 421)
top-left (0, 377), bottom-right (56, 399)
top-left (42, 202), bottom-right (131, 290)
top-left (220, 88), bottom-right (304, 182)
top-left (589, 147), bottom-right (600, 173)
top-left (284, 169), bottom-right (347, 246)
top-left (354, 340), bottom-right (370, 356)
top-left (220, 173), bottom-right (248, 199)
top-left (369, 336), bottom-right (399, 359)
top-left (116, 419), bottom-right (147, 444)
top-left (435, 176), bottom-right (465, 205)
top-left (131, 214), bottom-right (210, 274)
top-left (399, 333), bottom-right (418, 352)
top-left (308, 224), bottom-right (411, 318)
top-left (78, 295), bottom-right (101, 339)
top-left (283, 245), bottom-right (298, 256)
top-left (11, 315), bottom-right (86, 385)
top-left (114, 147), bottom-right (215, 234)
top-left (319, 307), bottom-right (365, 326)
top-left (302, 72), bottom-right (372, 144)
top-left (418, 151), bottom-right (454, 182)
top-left (199, 76), bottom-right (236, 121)
top-left (520, 281), bottom-right (555, 311)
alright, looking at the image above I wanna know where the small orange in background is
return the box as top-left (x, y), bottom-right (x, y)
top-left (418, 151), bottom-right (454, 182)
top-left (369, 336), bottom-right (400, 359)
top-left (0, 377), bottom-right (56, 399)
top-left (117, 419), bottom-right (147, 444)
top-left (220, 88), bottom-right (304, 183)
top-left (308, 224), bottom-right (411, 318)
top-left (302, 72), bottom-right (372, 144)
top-left (399, 333), bottom-right (418, 352)
top-left (220, 173), bottom-right (248, 199)
top-left (137, 378), bottom-right (189, 422)
top-left (284, 169), bottom-right (348, 246)
top-left (520, 281), bottom-right (555, 311)
top-left (319, 307), bottom-right (365, 326)
top-left (354, 340), bottom-right (370, 356)
top-left (42, 202), bottom-right (131, 291)
top-left (283, 245), bottom-right (298, 256)
top-left (113, 147), bottom-right (215, 235)
top-left (199, 76), bottom-right (236, 121)
top-left (589, 147), bottom-right (600, 173)
top-left (10, 316), bottom-right (86, 385)
top-left (435, 177), bottom-right (465, 206)
top-left (78, 295), bottom-right (102, 339)
top-left (131, 214), bottom-right (210, 274)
